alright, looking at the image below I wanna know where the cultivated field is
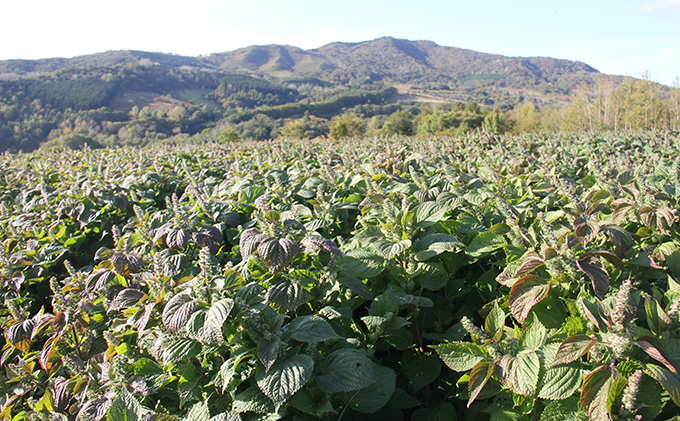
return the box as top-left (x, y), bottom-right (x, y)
top-left (2, 132), bottom-right (680, 421)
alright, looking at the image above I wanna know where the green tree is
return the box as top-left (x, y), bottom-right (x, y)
top-left (329, 112), bottom-right (366, 139)
top-left (382, 110), bottom-right (416, 136)
top-left (218, 126), bottom-right (240, 143)
top-left (39, 127), bottom-right (102, 150)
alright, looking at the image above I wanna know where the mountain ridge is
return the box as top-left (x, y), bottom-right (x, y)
top-left (0, 37), bottom-right (599, 87)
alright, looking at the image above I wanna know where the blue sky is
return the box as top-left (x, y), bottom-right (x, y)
top-left (2, 0), bottom-right (678, 85)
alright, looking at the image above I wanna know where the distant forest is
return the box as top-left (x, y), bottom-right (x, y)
top-left (0, 40), bottom-right (679, 152)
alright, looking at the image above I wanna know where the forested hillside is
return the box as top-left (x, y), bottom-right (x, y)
top-left (0, 37), bottom-right (677, 152)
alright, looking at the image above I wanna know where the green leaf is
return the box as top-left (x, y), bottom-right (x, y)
top-left (509, 275), bottom-right (550, 324)
top-left (468, 360), bottom-right (495, 407)
top-left (340, 364), bottom-right (396, 413)
top-left (414, 261), bottom-right (449, 291)
top-left (162, 337), bottom-right (202, 365)
top-left (179, 365), bottom-right (204, 404)
top-left (539, 396), bottom-right (588, 421)
top-left (485, 302), bottom-right (506, 337)
top-left (257, 337), bottom-right (281, 371)
top-left (256, 354), bottom-right (314, 404)
top-left (285, 315), bottom-right (342, 343)
top-left (107, 388), bottom-right (142, 421)
top-left (434, 342), bottom-right (487, 372)
top-left (374, 239), bottom-right (412, 259)
top-left (232, 387), bottom-right (274, 414)
top-left (538, 343), bottom-right (582, 400)
top-left (133, 358), bottom-right (163, 376)
top-left (401, 350), bottom-right (442, 391)
top-left (202, 298), bottom-right (234, 344)
top-left (414, 201), bottom-right (452, 227)
top-left (411, 402), bottom-right (458, 421)
top-left (184, 401), bottom-right (210, 421)
top-left (580, 365), bottom-right (613, 421)
top-left (289, 388), bottom-right (337, 417)
top-left (336, 249), bottom-right (385, 278)
top-left (644, 363), bottom-right (680, 406)
top-left (510, 350), bottom-right (540, 396)
top-left (162, 290), bottom-right (197, 334)
top-left (466, 231), bottom-right (507, 257)
top-left (316, 349), bottom-right (378, 394)
top-left (386, 388), bottom-right (422, 409)
top-left (519, 314), bottom-right (547, 352)
top-left (551, 335), bottom-right (597, 366)
top-left (338, 276), bottom-right (374, 300)
top-left (415, 233), bottom-right (464, 261)
top-left (220, 350), bottom-right (251, 393)
top-left (370, 289), bottom-right (400, 316)
top-left (490, 410), bottom-right (529, 421)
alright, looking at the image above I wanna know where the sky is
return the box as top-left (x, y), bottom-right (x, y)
top-left (1, 0), bottom-right (679, 85)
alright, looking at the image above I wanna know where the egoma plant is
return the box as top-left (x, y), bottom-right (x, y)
top-left (1, 132), bottom-right (680, 421)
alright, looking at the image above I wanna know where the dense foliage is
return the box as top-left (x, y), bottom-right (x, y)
top-left (2, 132), bottom-right (680, 421)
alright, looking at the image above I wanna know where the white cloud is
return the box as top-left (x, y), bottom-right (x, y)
top-left (639, 0), bottom-right (680, 11)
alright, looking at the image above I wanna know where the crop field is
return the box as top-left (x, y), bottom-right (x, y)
top-left (2, 132), bottom-right (680, 421)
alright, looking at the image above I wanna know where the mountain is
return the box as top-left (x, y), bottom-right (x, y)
top-left (207, 37), bottom-right (598, 88)
top-left (0, 37), bottom-right (614, 152)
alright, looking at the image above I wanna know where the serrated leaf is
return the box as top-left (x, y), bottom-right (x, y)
top-left (232, 387), bottom-right (274, 414)
top-left (162, 290), bottom-right (197, 333)
top-left (644, 364), bottom-right (680, 405)
top-left (267, 280), bottom-right (304, 312)
top-left (580, 365), bottom-right (613, 421)
top-left (184, 401), bottom-right (209, 421)
top-left (316, 349), bottom-right (377, 394)
top-left (466, 231), bottom-right (507, 257)
top-left (200, 299), bottom-right (233, 344)
top-left (108, 288), bottom-right (146, 311)
top-left (510, 350), bottom-right (540, 396)
top-left (485, 302), bottom-right (505, 337)
top-left (256, 354), bottom-right (314, 404)
top-left (551, 335), bottom-right (597, 366)
top-left (336, 249), bottom-right (385, 278)
top-left (337, 276), bottom-right (374, 300)
top-left (402, 350), bottom-right (442, 391)
top-left (434, 342), bottom-right (487, 372)
top-left (635, 336), bottom-right (677, 373)
top-left (107, 388), bottom-right (142, 421)
top-left (539, 343), bottom-right (582, 400)
top-left (289, 388), bottom-right (337, 417)
top-left (509, 275), bottom-right (550, 324)
top-left (257, 337), bottom-right (281, 371)
top-left (239, 228), bottom-right (266, 260)
top-left (286, 315), bottom-right (341, 343)
top-left (415, 233), bottom-right (464, 261)
top-left (220, 350), bottom-right (250, 393)
top-left (340, 363), bottom-right (396, 413)
top-left (162, 337), bottom-right (202, 365)
top-left (414, 201), bottom-right (452, 227)
top-left (468, 360), bottom-right (495, 407)
top-left (77, 397), bottom-right (111, 421)
top-left (539, 396), bottom-right (588, 421)
top-left (374, 239), bottom-right (412, 259)
top-left (520, 314), bottom-right (547, 351)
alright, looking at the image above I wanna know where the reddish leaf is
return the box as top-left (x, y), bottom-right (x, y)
top-left (508, 275), bottom-right (551, 323)
top-left (468, 360), bottom-right (495, 407)
top-left (580, 365), bottom-right (613, 421)
top-left (611, 198), bottom-right (635, 225)
top-left (576, 256), bottom-right (609, 299)
top-left (551, 335), bottom-right (597, 366)
top-left (574, 216), bottom-right (599, 243)
top-left (635, 336), bottom-right (677, 374)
